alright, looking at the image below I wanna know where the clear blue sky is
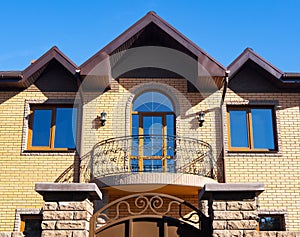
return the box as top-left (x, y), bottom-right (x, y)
top-left (0, 0), bottom-right (299, 72)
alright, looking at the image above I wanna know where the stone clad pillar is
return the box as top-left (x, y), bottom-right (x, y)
top-left (199, 183), bottom-right (264, 237)
top-left (35, 183), bottom-right (102, 237)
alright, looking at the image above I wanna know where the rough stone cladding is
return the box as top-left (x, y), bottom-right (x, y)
top-left (223, 89), bottom-right (300, 231)
top-left (0, 85), bottom-right (77, 231)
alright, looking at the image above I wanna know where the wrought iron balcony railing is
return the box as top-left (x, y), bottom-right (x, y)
top-left (85, 135), bottom-right (216, 180)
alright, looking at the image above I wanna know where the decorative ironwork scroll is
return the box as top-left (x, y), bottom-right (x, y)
top-left (90, 193), bottom-right (209, 235)
top-left (90, 135), bottom-right (217, 179)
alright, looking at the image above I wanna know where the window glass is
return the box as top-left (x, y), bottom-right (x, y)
top-left (252, 109), bottom-right (275, 149)
top-left (131, 114), bottom-right (139, 156)
top-left (31, 109), bottom-right (52, 147)
top-left (259, 215), bottom-right (284, 231)
top-left (143, 159), bottom-right (162, 172)
top-left (133, 92), bottom-right (173, 112)
top-left (143, 116), bottom-right (163, 156)
top-left (21, 215), bottom-right (42, 237)
top-left (229, 110), bottom-right (249, 148)
top-left (54, 108), bottom-right (77, 148)
top-left (29, 106), bottom-right (77, 150)
top-left (228, 106), bottom-right (276, 151)
top-left (166, 114), bottom-right (175, 156)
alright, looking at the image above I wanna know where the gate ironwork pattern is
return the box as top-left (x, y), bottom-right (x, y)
top-left (89, 193), bottom-right (211, 236)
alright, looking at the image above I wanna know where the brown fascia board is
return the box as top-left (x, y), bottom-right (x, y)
top-left (228, 48), bottom-right (283, 79)
top-left (21, 46), bottom-right (78, 81)
top-left (0, 46), bottom-right (78, 89)
top-left (228, 48), bottom-right (300, 88)
top-left (80, 11), bottom-right (226, 77)
top-left (0, 71), bottom-right (23, 79)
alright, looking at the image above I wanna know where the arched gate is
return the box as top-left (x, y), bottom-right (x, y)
top-left (89, 193), bottom-right (211, 237)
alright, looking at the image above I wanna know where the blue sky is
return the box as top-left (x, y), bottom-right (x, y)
top-left (0, 0), bottom-right (299, 72)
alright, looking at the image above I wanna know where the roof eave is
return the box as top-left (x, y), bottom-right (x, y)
top-left (80, 11), bottom-right (226, 77)
top-left (228, 48), bottom-right (283, 79)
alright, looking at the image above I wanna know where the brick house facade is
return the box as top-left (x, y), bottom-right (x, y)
top-left (0, 12), bottom-right (299, 236)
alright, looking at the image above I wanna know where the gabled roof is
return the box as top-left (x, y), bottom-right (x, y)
top-left (80, 11), bottom-right (226, 77)
top-left (0, 46), bottom-right (78, 88)
top-left (228, 48), bottom-right (283, 79)
top-left (228, 48), bottom-right (300, 89)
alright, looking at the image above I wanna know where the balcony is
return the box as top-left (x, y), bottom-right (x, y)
top-left (82, 135), bottom-right (216, 183)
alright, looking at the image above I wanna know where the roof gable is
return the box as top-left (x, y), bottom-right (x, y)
top-left (228, 48), bottom-right (300, 91)
top-left (0, 46), bottom-right (78, 89)
top-left (80, 11), bottom-right (225, 77)
top-left (228, 48), bottom-right (283, 79)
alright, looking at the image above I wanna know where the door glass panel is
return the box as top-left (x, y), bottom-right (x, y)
top-left (130, 159), bottom-right (138, 172)
top-left (166, 114), bottom-right (175, 156)
top-left (131, 114), bottom-right (139, 157)
top-left (143, 159), bottom-right (162, 172)
top-left (32, 109), bottom-right (52, 146)
top-left (229, 110), bottom-right (249, 148)
top-left (143, 116), bottom-right (163, 156)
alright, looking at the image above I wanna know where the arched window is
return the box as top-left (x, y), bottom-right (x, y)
top-left (131, 92), bottom-right (175, 172)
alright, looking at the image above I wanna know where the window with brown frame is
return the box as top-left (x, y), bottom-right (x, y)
top-left (227, 106), bottom-right (277, 152)
top-left (20, 214), bottom-right (42, 237)
top-left (28, 105), bottom-right (77, 151)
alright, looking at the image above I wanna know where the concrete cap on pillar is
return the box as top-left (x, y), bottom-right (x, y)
top-left (35, 183), bottom-right (102, 201)
top-left (199, 183), bottom-right (265, 200)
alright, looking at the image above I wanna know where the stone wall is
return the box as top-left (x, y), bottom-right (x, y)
top-left (211, 200), bottom-right (258, 237)
top-left (41, 199), bottom-right (93, 237)
top-left (0, 233), bottom-right (23, 237)
top-left (35, 183), bottom-right (102, 237)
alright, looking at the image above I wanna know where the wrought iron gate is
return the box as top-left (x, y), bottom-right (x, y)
top-left (89, 193), bottom-right (211, 237)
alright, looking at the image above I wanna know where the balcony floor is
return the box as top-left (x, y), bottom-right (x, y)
top-left (92, 173), bottom-right (217, 195)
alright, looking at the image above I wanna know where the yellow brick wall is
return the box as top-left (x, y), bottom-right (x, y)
top-left (223, 90), bottom-right (300, 231)
top-left (0, 85), bottom-right (76, 231)
top-left (80, 78), bottom-right (222, 176)
top-left (4, 76), bottom-right (299, 231)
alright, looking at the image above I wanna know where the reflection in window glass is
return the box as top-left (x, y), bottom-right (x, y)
top-left (229, 110), bottom-right (248, 148)
top-left (228, 107), bottom-right (276, 151)
top-left (32, 109), bottom-right (52, 147)
top-left (133, 92), bottom-right (173, 112)
top-left (29, 106), bottom-right (77, 150)
top-left (54, 108), bottom-right (77, 148)
top-left (131, 114), bottom-right (139, 156)
top-left (21, 215), bottom-right (42, 237)
top-left (252, 109), bottom-right (275, 149)
top-left (130, 159), bottom-right (138, 172)
top-left (143, 116), bottom-right (163, 156)
top-left (259, 215), bottom-right (284, 231)
top-left (143, 159), bottom-right (162, 172)
top-left (131, 91), bottom-right (175, 172)
top-left (166, 114), bottom-right (175, 156)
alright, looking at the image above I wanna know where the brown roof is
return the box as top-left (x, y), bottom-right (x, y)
top-left (0, 46), bottom-right (78, 88)
top-left (0, 12), bottom-right (299, 90)
top-left (80, 11), bottom-right (226, 77)
top-left (228, 48), bottom-right (300, 88)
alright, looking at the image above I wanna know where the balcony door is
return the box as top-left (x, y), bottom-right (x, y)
top-left (131, 92), bottom-right (175, 172)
